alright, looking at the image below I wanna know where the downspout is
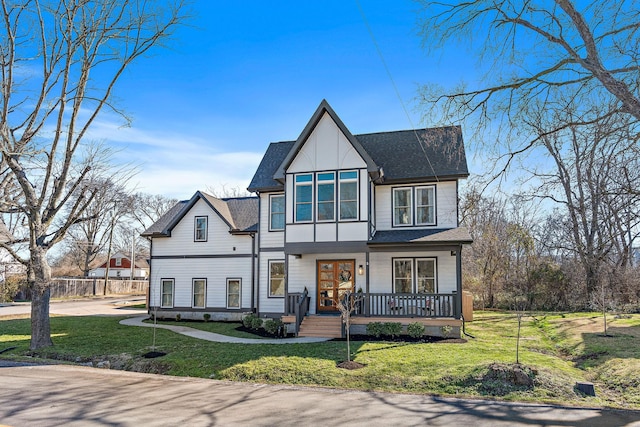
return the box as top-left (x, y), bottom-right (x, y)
top-left (251, 232), bottom-right (256, 313)
top-left (456, 244), bottom-right (463, 319)
top-left (147, 238), bottom-right (153, 315)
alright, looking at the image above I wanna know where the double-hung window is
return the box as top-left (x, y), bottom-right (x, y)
top-left (295, 174), bottom-right (313, 222)
top-left (339, 171), bottom-right (358, 220)
top-left (393, 188), bottom-right (412, 226)
top-left (268, 260), bottom-right (285, 297)
top-left (269, 194), bottom-right (285, 230)
top-left (393, 186), bottom-right (436, 226)
top-left (227, 279), bottom-right (241, 309)
top-left (416, 186), bottom-right (436, 225)
top-left (192, 278), bottom-right (206, 308)
top-left (161, 279), bottom-right (174, 308)
top-left (316, 172), bottom-right (335, 221)
top-left (194, 216), bottom-right (208, 241)
top-left (393, 258), bottom-right (437, 293)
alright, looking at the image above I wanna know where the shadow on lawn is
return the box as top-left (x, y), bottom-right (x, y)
top-left (574, 326), bottom-right (640, 368)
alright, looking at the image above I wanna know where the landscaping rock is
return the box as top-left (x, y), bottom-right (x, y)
top-left (96, 360), bottom-right (111, 369)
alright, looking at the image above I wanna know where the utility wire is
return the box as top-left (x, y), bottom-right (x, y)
top-left (355, 0), bottom-right (439, 182)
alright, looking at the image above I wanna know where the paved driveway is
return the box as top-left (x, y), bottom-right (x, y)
top-left (0, 295), bottom-right (147, 317)
top-left (1, 362), bottom-right (639, 427)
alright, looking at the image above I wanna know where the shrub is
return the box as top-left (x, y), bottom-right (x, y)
top-left (407, 322), bottom-right (425, 339)
top-left (366, 322), bottom-right (384, 338)
top-left (0, 275), bottom-right (26, 303)
top-left (175, 313), bottom-right (181, 322)
top-left (264, 318), bottom-right (284, 336)
top-left (382, 322), bottom-right (403, 338)
top-left (243, 313), bottom-right (258, 329)
top-left (203, 313), bottom-right (211, 322)
top-left (250, 316), bottom-right (263, 331)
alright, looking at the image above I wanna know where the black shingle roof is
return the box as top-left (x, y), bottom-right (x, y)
top-left (356, 126), bottom-right (468, 183)
top-left (141, 192), bottom-right (258, 237)
top-left (369, 228), bottom-right (472, 245)
top-left (247, 112), bottom-right (468, 192)
top-left (247, 141), bottom-right (294, 192)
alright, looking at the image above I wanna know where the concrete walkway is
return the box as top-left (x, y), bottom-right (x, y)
top-left (120, 315), bottom-right (330, 344)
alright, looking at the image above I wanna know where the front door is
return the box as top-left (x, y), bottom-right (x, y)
top-left (317, 260), bottom-right (355, 312)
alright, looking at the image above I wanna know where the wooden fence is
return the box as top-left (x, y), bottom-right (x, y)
top-left (49, 278), bottom-right (148, 298)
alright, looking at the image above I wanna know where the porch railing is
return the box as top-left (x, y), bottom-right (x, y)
top-left (360, 292), bottom-right (458, 318)
top-left (286, 288), bottom-right (310, 335)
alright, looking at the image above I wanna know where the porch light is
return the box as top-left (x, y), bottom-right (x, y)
top-left (358, 265), bottom-right (364, 275)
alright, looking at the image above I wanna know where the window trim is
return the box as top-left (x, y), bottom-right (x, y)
top-left (194, 216), bottom-right (208, 242)
top-left (392, 187), bottom-right (413, 227)
top-left (268, 259), bottom-right (285, 298)
top-left (226, 278), bottom-right (242, 309)
top-left (115, 257), bottom-right (122, 267)
top-left (316, 172), bottom-right (336, 222)
top-left (392, 257), bottom-right (438, 293)
top-left (192, 278), bottom-right (207, 309)
top-left (294, 173), bottom-right (313, 223)
top-left (415, 185), bottom-right (436, 226)
top-left (160, 278), bottom-right (175, 308)
top-left (269, 194), bottom-right (285, 231)
top-left (338, 170), bottom-right (359, 221)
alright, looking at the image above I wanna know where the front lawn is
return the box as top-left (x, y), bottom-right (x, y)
top-left (1, 311), bottom-right (638, 409)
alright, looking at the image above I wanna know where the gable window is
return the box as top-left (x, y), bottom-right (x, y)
top-left (194, 216), bottom-right (208, 241)
top-left (295, 174), bottom-right (313, 222)
top-left (269, 194), bottom-right (285, 231)
top-left (161, 279), bottom-right (174, 308)
top-left (339, 171), bottom-right (358, 220)
top-left (316, 172), bottom-right (335, 221)
top-left (227, 278), bottom-right (241, 309)
top-left (115, 257), bottom-right (122, 267)
top-left (393, 258), bottom-right (437, 293)
top-left (269, 260), bottom-right (285, 297)
top-left (393, 188), bottom-right (412, 226)
top-left (192, 278), bottom-right (206, 308)
top-left (416, 186), bottom-right (436, 225)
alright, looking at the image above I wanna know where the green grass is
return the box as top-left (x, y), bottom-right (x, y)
top-left (1, 311), bottom-right (639, 409)
top-left (147, 319), bottom-right (269, 339)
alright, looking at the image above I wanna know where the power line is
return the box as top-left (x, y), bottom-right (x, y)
top-left (354, 0), bottom-right (439, 182)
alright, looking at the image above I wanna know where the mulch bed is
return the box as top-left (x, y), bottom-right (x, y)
top-left (337, 360), bottom-right (366, 370)
top-left (335, 334), bottom-right (467, 343)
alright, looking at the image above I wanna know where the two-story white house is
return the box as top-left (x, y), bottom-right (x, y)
top-left (144, 100), bottom-right (472, 336)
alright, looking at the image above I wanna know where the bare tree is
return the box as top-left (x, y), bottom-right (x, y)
top-left (418, 0), bottom-right (640, 134)
top-left (0, 0), bottom-right (186, 350)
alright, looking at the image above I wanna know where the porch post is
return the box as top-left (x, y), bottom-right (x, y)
top-left (455, 244), bottom-right (463, 319)
top-left (284, 255), bottom-right (289, 314)
top-left (365, 251), bottom-right (370, 317)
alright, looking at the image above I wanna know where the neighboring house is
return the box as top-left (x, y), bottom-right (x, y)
top-left (143, 100), bottom-right (472, 335)
top-left (0, 220), bottom-right (24, 283)
top-left (89, 252), bottom-right (150, 280)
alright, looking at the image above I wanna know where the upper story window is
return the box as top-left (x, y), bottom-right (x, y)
top-left (194, 216), bottom-right (208, 241)
top-left (339, 171), bottom-right (358, 220)
top-left (269, 194), bottom-right (285, 231)
top-left (316, 172), bottom-right (335, 221)
top-left (393, 185), bottom-right (436, 227)
top-left (115, 257), bottom-right (122, 267)
top-left (415, 186), bottom-right (436, 225)
top-left (393, 188), bottom-right (412, 226)
top-left (295, 174), bottom-right (313, 222)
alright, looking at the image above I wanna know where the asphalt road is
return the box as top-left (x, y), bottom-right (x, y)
top-left (1, 362), bottom-right (639, 427)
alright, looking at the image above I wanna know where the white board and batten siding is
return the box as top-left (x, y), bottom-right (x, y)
top-left (149, 258), bottom-right (252, 309)
top-left (368, 251), bottom-right (458, 294)
top-left (259, 192), bottom-right (284, 249)
top-left (152, 198), bottom-right (252, 256)
top-left (284, 112), bottom-right (370, 244)
top-left (288, 253), bottom-right (367, 315)
top-left (374, 181), bottom-right (458, 230)
top-left (258, 252), bottom-right (286, 314)
top-left (149, 197), bottom-right (254, 311)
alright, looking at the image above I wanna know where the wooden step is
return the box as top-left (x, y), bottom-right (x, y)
top-left (298, 315), bottom-right (342, 338)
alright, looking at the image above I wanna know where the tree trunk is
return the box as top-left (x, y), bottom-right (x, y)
top-left (30, 249), bottom-right (53, 350)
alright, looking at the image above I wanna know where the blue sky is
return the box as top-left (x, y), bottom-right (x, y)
top-left (95, 1), bottom-right (479, 199)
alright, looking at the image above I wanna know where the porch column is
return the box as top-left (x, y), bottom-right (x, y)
top-left (455, 244), bottom-right (462, 319)
top-left (284, 255), bottom-right (289, 314)
top-left (365, 251), bottom-right (370, 317)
